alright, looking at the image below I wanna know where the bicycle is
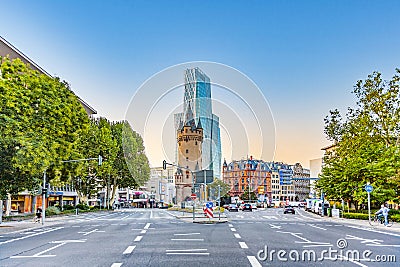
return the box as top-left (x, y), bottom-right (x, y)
top-left (372, 214), bottom-right (394, 227)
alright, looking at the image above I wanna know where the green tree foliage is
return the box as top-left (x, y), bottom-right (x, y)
top-left (0, 57), bottom-right (90, 198)
top-left (71, 119), bottom-right (150, 205)
top-left (121, 121), bottom-right (150, 187)
top-left (317, 69), bottom-right (400, 208)
top-left (207, 179), bottom-right (230, 199)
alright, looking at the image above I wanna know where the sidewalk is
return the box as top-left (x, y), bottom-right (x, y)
top-left (303, 210), bottom-right (400, 233)
top-left (0, 214), bottom-right (76, 235)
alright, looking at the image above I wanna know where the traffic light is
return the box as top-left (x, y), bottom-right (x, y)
top-left (162, 160), bottom-right (167, 170)
top-left (98, 155), bottom-right (103, 166)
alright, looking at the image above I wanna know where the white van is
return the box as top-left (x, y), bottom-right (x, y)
top-left (314, 200), bottom-right (330, 215)
top-left (306, 198), bottom-right (317, 211)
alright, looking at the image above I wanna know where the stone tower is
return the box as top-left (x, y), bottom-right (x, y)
top-left (175, 104), bottom-right (203, 203)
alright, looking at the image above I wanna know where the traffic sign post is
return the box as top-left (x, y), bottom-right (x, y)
top-left (190, 193), bottom-right (197, 201)
top-left (205, 202), bottom-right (213, 219)
top-left (365, 184), bottom-right (373, 224)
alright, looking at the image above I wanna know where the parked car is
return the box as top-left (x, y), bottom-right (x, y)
top-left (250, 203), bottom-right (258, 210)
top-left (228, 204), bottom-right (239, 212)
top-left (283, 206), bottom-right (295, 214)
top-left (242, 203), bottom-right (252, 212)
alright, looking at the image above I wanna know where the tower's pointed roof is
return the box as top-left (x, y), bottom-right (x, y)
top-left (196, 118), bottom-right (202, 129)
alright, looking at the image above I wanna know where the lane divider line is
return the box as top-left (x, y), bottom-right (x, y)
top-left (247, 256), bottom-right (262, 267)
top-left (134, 236), bottom-right (143, 242)
top-left (239, 242), bottom-right (248, 249)
top-left (123, 245), bottom-right (136, 254)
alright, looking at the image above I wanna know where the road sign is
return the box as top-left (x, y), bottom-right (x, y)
top-left (365, 184), bottom-right (373, 193)
top-left (190, 193), bottom-right (197, 200)
top-left (206, 202), bottom-right (213, 209)
top-left (205, 207), bottom-right (213, 218)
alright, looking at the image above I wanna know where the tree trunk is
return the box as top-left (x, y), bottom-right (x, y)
top-left (109, 177), bottom-right (118, 207)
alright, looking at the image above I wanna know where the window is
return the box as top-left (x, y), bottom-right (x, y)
top-left (186, 149), bottom-right (189, 154)
top-left (186, 157), bottom-right (188, 161)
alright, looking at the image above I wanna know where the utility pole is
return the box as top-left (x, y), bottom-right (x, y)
top-left (42, 170), bottom-right (46, 225)
top-left (218, 185), bottom-right (221, 221)
top-left (204, 170), bottom-right (207, 202)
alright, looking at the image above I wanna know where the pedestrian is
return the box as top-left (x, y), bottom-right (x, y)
top-left (35, 208), bottom-right (42, 223)
top-left (375, 204), bottom-right (390, 226)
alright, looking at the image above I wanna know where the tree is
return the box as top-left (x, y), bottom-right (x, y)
top-left (317, 69), bottom-right (400, 208)
top-left (207, 179), bottom-right (230, 200)
top-left (0, 57), bottom-right (90, 199)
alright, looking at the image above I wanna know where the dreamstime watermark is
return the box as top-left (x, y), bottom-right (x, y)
top-left (257, 238), bottom-right (397, 263)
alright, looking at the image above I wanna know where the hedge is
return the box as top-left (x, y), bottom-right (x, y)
top-left (342, 213), bottom-right (370, 220)
top-left (343, 212), bottom-right (400, 222)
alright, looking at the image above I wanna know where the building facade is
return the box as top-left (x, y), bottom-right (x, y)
top-left (174, 67), bottom-right (221, 178)
top-left (223, 159), bottom-right (311, 205)
top-left (222, 157), bottom-right (272, 202)
top-left (290, 163), bottom-right (311, 202)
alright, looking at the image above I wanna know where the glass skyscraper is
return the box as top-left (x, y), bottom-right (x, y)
top-left (174, 67), bottom-right (222, 178)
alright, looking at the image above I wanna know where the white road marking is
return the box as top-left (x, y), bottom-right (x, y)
top-left (150, 210), bottom-right (153, 219)
top-left (230, 228), bottom-right (236, 232)
top-left (171, 241), bottom-right (205, 243)
top-left (79, 229), bottom-right (105, 236)
top-left (346, 234), bottom-right (383, 245)
top-left (120, 214), bottom-right (130, 220)
top-left (228, 224), bottom-right (233, 227)
top-left (345, 224), bottom-right (400, 237)
top-left (140, 230), bottom-right (147, 234)
top-left (308, 224), bottom-right (327, 231)
top-left (166, 249), bottom-right (207, 252)
top-left (174, 233), bottom-right (201, 236)
top-left (366, 244), bottom-right (400, 247)
top-left (234, 233), bottom-right (241, 239)
top-left (0, 227), bottom-right (64, 245)
top-left (247, 256), bottom-right (262, 267)
top-left (144, 223), bottom-right (151, 229)
top-left (269, 224), bottom-right (282, 229)
top-left (134, 236), bottom-right (143, 242)
top-left (11, 239), bottom-right (86, 258)
top-left (111, 263), bottom-right (123, 267)
top-left (123, 245), bottom-right (136, 254)
top-left (165, 247), bottom-right (210, 256)
top-left (239, 242), bottom-right (248, 249)
top-left (166, 252), bottom-right (209, 255)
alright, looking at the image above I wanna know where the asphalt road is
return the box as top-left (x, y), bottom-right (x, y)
top-left (0, 208), bottom-right (399, 267)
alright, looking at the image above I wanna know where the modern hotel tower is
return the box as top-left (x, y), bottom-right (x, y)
top-left (175, 67), bottom-right (222, 179)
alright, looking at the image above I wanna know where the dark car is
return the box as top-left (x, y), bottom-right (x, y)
top-left (283, 205), bottom-right (295, 214)
top-left (228, 204), bottom-right (239, 212)
top-left (242, 203), bottom-right (252, 212)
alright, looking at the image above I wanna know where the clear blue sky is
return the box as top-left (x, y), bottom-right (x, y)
top-left (2, 1), bottom-right (400, 168)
